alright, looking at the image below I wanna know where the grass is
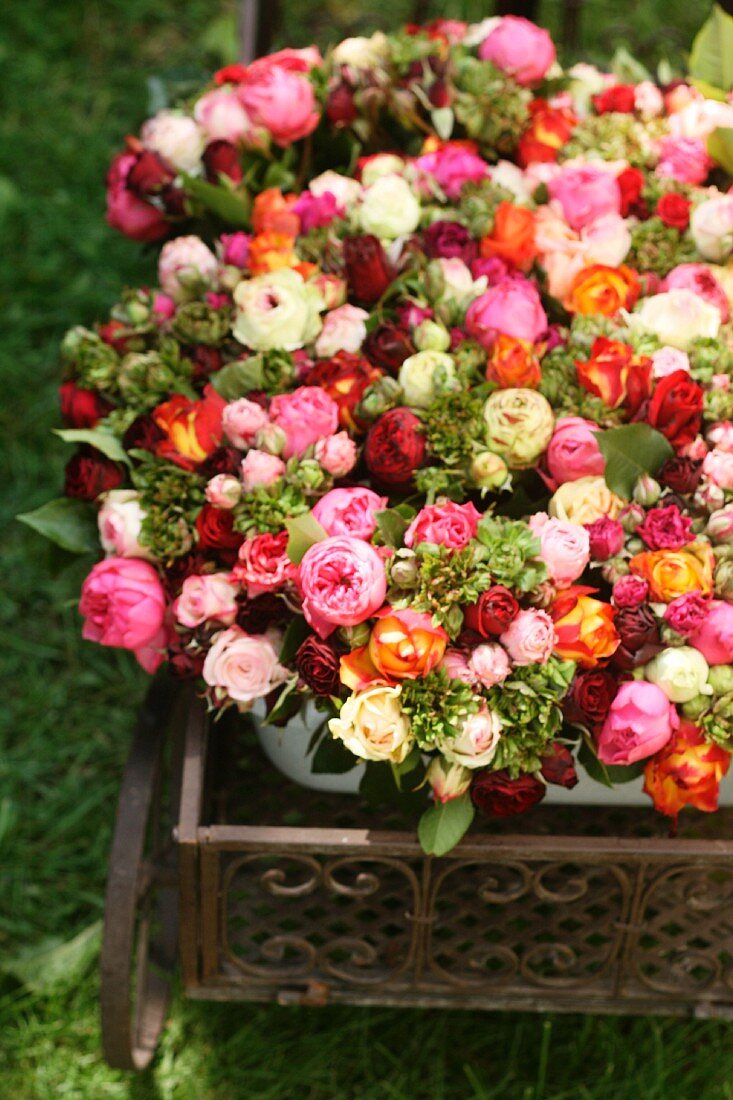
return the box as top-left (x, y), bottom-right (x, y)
top-left (1, 0), bottom-right (732, 1096)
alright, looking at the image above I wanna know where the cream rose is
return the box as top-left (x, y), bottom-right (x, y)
top-left (358, 173), bottom-right (421, 239)
top-left (398, 350), bottom-right (458, 408)
top-left (626, 290), bottom-right (720, 350)
top-left (233, 269), bottom-right (323, 351)
top-left (140, 110), bottom-right (205, 173)
top-left (691, 194), bottom-right (733, 263)
top-left (644, 646), bottom-right (712, 704)
top-left (438, 706), bottom-right (503, 769)
top-left (360, 154), bottom-right (407, 186)
top-left (328, 685), bottom-right (413, 764)
top-left (332, 32), bottom-right (389, 71)
top-left (308, 170), bottom-right (362, 208)
top-left (549, 475), bottom-right (625, 526)
top-left (483, 388), bottom-right (555, 468)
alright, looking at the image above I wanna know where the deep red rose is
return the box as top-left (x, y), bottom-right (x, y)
top-left (647, 370), bottom-right (704, 449)
top-left (429, 79), bottom-right (451, 109)
top-left (636, 503), bottom-right (694, 551)
top-left (616, 167), bottom-right (646, 217)
top-left (363, 323), bottom-right (415, 375)
top-left (195, 505), bottom-right (243, 555)
top-left (59, 382), bottom-right (113, 428)
top-left (422, 220), bottom-right (477, 263)
top-left (593, 84), bottom-right (637, 114)
top-left (326, 83), bottom-right (358, 126)
top-left (122, 414), bottom-right (166, 454)
top-left (471, 769), bottom-right (546, 818)
top-left (564, 669), bottom-right (618, 727)
top-left (162, 552), bottom-right (210, 598)
top-left (64, 448), bottom-right (124, 500)
top-left (343, 235), bottom-right (394, 305)
top-left (236, 593), bottom-right (290, 633)
top-left (199, 446), bottom-right (243, 478)
top-left (656, 192), bottom-right (691, 230)
top-left (295, 636), bottom-right (341, 695)
top-left (106, 150), bottom-right (170, 242)
top-left (540, 743), bottom-right (579, 789)
top-left (203, 140), bottom-right (243, 184)
top-left (306, 351), bottom-right (382, 432)
top-left (658, 455), bottom-right (702, 495)
top-left (126, 149), bottom-right (176, 195)
top-left (161, 183), bottom-right (187, 217)
top-left (612, 604), bottom-right (661, 670)
top-left (463, 585), bottom-right (519, 637)
top-left (187, 345), bottom-right (224, 380)
top-left (364, 406), bottom-right (426, 487)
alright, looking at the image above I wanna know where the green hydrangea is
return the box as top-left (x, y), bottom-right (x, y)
top-left (393, 543), bottom-right (494, 638)
top-left (423, 390), bottom-right (486, 467)
top-left (61, 326), bottom-right (120, 394)
top-left (453, 61), bottom-right (530, 159)
top-left (689, 333), bottom-right (733, 385)
top-left (233, 482), bottom-right (309, 537)
top-left (117, 339), bottom-right (196, 410)
top-left (488, 657), bottom-right (576, 776)
top-left (475, 515), bottom-right (547, 592)
top-left (401, 669), bottom-right (480, 748)
top-left (132, 457), bottom-right (205, 562)
top-left (628, 217), bottom-right (697, 278)
top-left (701, 695), bottom-right (733, 752)
top-left (563, 113), bottom-right (662, 166)
top-left (458, 176), bottom-right (516, 237)
top-left (170, 302), bottom-right (232, 346)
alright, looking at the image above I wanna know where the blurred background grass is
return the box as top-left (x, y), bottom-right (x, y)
top-left (2, 1), bottom-right (733, 1097)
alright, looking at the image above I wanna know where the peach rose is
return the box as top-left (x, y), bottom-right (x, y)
top-left (629, 543), bottom-right (715, 603)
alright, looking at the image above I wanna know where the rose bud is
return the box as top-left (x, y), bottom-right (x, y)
top-left (708, 505), bottom-right (733, 545)
top-left (414, 319), bottom-right (452, 353)
top-left (64, 448), bottom-right (125, 501)
top-left (658, 455), bottom-right (702, 495)
top-left (202, 139), bottom-right (243, 183)
top-left (619, 503), bottom-right (646, 533)
top-left (295, 636), bottom-right (341, 696)
top-left (470, 768), bottom-right (546, 818)
top-left (205, 474), bottom-right (242, 509)
top-left (708, 665), bottom-right (733, 696)
top-left (612, 604), bottom-right (661, 670)
top-left (355, 375), bottom-right (402, 421)
top-left (612, 575), bottom-right (649, 608)
top-left (364, 322), bottom-right (416, 375)
top-left (585, 516), bottom-right (625, 561)
top-left (714, 559), bottom-right (733, 601)
top-left (564, 669), bottom-right (618, 728)
top-left (326, 83), bottom-right (358, 126)
top-left (426, 758), bottom-right (472, 804)
top-left (364, 407), bottom-right (426, 488)
top-left (633, 475), bottom-right (662, 507)
top-left (343, 234), bottom-right (394, 305)
top-left (254, 423), bottom-right (287, 456)
top-left (389, 549), bottom-right (418, 588)
top-left (464, 585), bottom-right (519, 637)
top-left (470, 451), bottom-right (508, 490)
top-left (540, 743), bottom-right (579, 789)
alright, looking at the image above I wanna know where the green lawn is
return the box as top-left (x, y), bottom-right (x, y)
top-left (2, 1), bottom-right (732, 1096)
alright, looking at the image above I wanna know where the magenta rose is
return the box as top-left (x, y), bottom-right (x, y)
top-left (545, 417), bottom-right (605, 486)
top-left (596, 681), bottom-right (678, 765)
top-left (586, 517), bottom-right (625, 561)
top-left (612, 575), bottom-right (649, 608)
top-left (662, 264), bottom-right (729, 322)
top-left (173, 573), bottom-right (239, 628)
top-left (297, 536), bottom-right (387, 638)
top-left (404, 501), bottom-right (482, 551)
top-left (478, 16), bottom-right (556, 86)
top-left (465, 276), bottom-right (547, 347)
top-left (415, 145), bottom-right (489, 200)
top-left (500, 608), bottom-right (557, 666)
top-left (689, 600), bottom-right (733, 665)
top-left (105, 152), bottom-right (169, 242)
top-left (528, 513), bottom-right (590, 587)
top-left (636, 504), bottom-right (694, 551)
top-left (664, 591), bottom-right (710, 637)
top-left (548, 165), bottom-right (621, 232)
top-left (269, 386), bottom-right (339, 459)
top-left (239, 65), bottom-right (319, 147)
top-left (79, 558), bottom-right (168, 672)
top-left (312, 487), bottom-right (388, 541)
top-left (220, 231), bottom-right (251, 268)
top-left (232, 531), bottom-right (296, 598)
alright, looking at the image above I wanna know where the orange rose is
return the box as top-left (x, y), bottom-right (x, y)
top-left (340, 608), bottom-right (448, 690)
top-left (486, 335), bottom-right (541, 389)
top-left (152, 384), bottom-right (226, 469)
top-left (629, 543), bottom-right (714, 603)
top-left (517, 100), bottom-right (577, 167)
top-left (249, 231), bottom-right (297, 275)
top-left (252, 188), bottom-right (300, 236)
top-left (575, 336), bottom-right (652, 409)
top-left (480, 202), bottom-right (536, 272)
top-left (643, 720), bottom-right (730, 822)
top-left (565, 264), bottom-right (640, 316)
top-left (551, 585), bottom-right (619, 669)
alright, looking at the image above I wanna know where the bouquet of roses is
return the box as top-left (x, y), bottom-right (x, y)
top-left (22, 7), bottom-right (733, 855)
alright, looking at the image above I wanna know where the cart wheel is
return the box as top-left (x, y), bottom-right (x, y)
top-left (101, 674), bottom-right (185, 1071)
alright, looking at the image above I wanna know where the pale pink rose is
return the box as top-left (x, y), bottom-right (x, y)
top-left (202, 626), bottom-right (290, 704)
top-left (158, 236), bottom-right (219, 301)
top-left (548, 165), bottom-right (621, 232)
top-left (529, 513), bottom-right (590, 587)
top-left (634, 81), bottom-right (664, 119)
top-left (656, 136), bottom-right (710, 185)
top-left (580, 213), bottom-right (631, 267)
top-left (546, 417), bottom-right (605, 486)
top-left (219, 232), bottom-right (251, 268)
top-left (661, 264), bottom-right (729, 321)
top-left (469, 643), bottom-right (512, 688)
top-left (439, 648), bottom-right (474, 683)
top-left (651, 346), bottom-right (691, 379)
top-left (703, 448), bottom-right (733, 489)
top-left (140, 110), bottom-right (204, 173)
top-left (597, 681), bottom-right (678, 765)
top-left (98, 490), bottom-right (152, 560)
top-left (79, 557), bottom-right (168, 672)
top-left (708, 504), bottom-right (733, 543)
top-left (499, 608), bottom-right (557, 665)
top-left (298, 536), bottom-right (387, 638)
top-left (232, 531), bottom-right (295, 597)
top-left (205, 474), bottom-right (242, 509)
top-left (314, 304), bottom-right (369, 358)
top-left (415, 145), bottom-right (489, 200)
top-left (222, 397), bottom-right (270, 448)
top-left (404, 501), bottom-right (482, 550)
top-left (682, 436), bottom-right (710, 462)
top-left (465, 276), bottom-right (547, 346)
top-left (689, 600), bottom-right (733, 664)
top-left (312, 487), bottom-right (387, 540)
top-left (478, 16), bottom-right (556, 86)
top-left (314, 432), bottom-right (357, 477)
top-left (194, 88), bottom-right (257, 143)
top-left (269, 386), bottom-right (339, 459)
top-left (240, 450), bottom-right (286, 491)
top-left (309, 170), bottom-right (362, 207)
top-left (707, 422), bottom-right (733, 453)
top-left (173, 573), bottom-right (239, 628)
top-left (540, 251), bottom-right (586, 301)
top-left (441, 706), bottom-right (503, 768)
top-left (239, 66), bottom-right (319, 147)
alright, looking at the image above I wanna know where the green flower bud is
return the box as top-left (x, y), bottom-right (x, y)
top-left (355, 375), bottom-right (402, 421)
top-left (633, 475), bottom-right (661, 507)
top-left (389, 549), bottom-right (418, 588)
top-left (708, 666), bottom-right (733, 697)
top-left (254, 423), bottom-right (287, 456)
top-left (680, 693), bottom-right (712, 721)
top-left (170, 302), bottom-right (231, 346)
top-left (470, 450), bottom-right (508, 490)
top-left (714, 559), bottom-right (733, 600)
top-left (338, 623), bottom-right (371, 649)
top-left (293, 459), bottom-right (325, 491)
top-left (414, 319), bottom-right (452, 353)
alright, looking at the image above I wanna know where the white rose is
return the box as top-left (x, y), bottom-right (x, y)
top-left (436, 257), bottom-right (487, 307)
top-left (332, 32), bottom-right (389, 71)
top-left (490, 160), bottom-right (533, 203)
top-left (140, 110), bottom-right (205, 173)
top-left (233, 269), bottom-right (323, 351)
top-left (439, 706), bottom-right (503, 769)
top-left (157, 236), bottom-right (219, 301)
top-left (308, 170), bottom-right (362, 208)
top-left (691, 194), bottom-right (733, 262)
top-left (626, 290), bottom-right (720, 350)
top-left (360, 154), bottom-right (407, 186)
top-left (581, 213), bottom-right (631, 268)
top-left (399, 350), bottom-right (458, 408)
top-left (328, 685), bottom-right (413, 764)
top-left (644, 647), bottom-right (712, 704)
top-left (314, 304), bottom-right (369, 357)
top-left (359, 173), bottom-right (421, 238)
top-left (98, 490), bottom-right (152, 560)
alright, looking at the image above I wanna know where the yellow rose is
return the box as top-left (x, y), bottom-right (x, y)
top-left (549, 475), bottom-right (625, 526)
top-left (629, 542), bottom-right (715, 602)
top-left (328, 685), bottom-right (413, 763)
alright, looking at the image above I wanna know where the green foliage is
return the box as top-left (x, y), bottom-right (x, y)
top-left (210, 349), bottom-right (297, 399)
top-left (285, 511), bottom-right (328, 564)
top-left (234, 482), bottom-right (309, 536)
top-left (17, 497), bottom-right (99, 554)
top-left (475, 515), bottom-right (548, 592)
top-left (594, 423), bottom-right (674, 499)
top-left (418, 794), bottom-right (474, 857)
top-left (488, 658), bottom-right (575, 776)
top-left (401, 669), bottom-right (480, 747)
top-left (689, 3), bottom-right (733, 94)
top-left (423, 389), bottom-right (485, 467)
top-left (399, 543), bottom-right (494, 637)
top-left (132, 455), bottom-right (205, 561)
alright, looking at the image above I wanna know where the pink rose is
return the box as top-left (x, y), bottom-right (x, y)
top-left (415, 145), bottom-right (489, 200)
top-left (612, 575), bottom-right (650, 608)
top-left (205, 474), bottom-right (242, 509)
top-left (703, 448), bottom-right (733, 490)
top-left (664, 591), bottom-right (710, 637)
top-left (596, 681), bottom-right (678, 765)
top-left (546, 416), bottom-right (605, 486)
top-left (500, 608), bottom-right (557, 665)
top-left (105, 152), bottom-right (169, 242)
top-left (152, 293), bottom-right (176, 321)
top-left (651, 346), bottom-right (690, 379)
top-left (404, 501), bottom-right (482, 550)
top-left (219, 232), bottom-right (251, 268)
top-left (465, 276), bottom-right (547, 346)
top-left (707, 422), bottom-right (733, 453)
top-left (157, 236), bottom-right (219, 301)
top-left (441, 705), bottom-right (502, 768)
top-left (656, 136), bottom-right (711, 186)
top-left (269, 386), bottom-right (339, 459)
top-left (312, 487), bottom-right (387, 540)
top-left (662, 264), bottom-right (729, 322)
top-left (586, 516), bottom-right (625, 561)
top-left (79, 557), bottom-right (167, 672)
top-left (202, 626), bottom-right (290, 704)
top-left (194, 88), bottom-right (257, 143)
top-left (314, 304), bottom-right (369, 358)
top-left (222, 397), bottom-right (270, 449)
top-left (439, 648), bottom-right (474, 683)
top-left (239, 66), bottom-right (319, 147)
top-left (314, 432), bottom-right (357, 478)
top-left (98, 490), bottom-right (152, 559)
top-left (529, 513), bottom-right (590, 587)
top-left (240, 450), bottom-right (286, 492)
top-left (548, 165), bottom-right (621, 232)
top-left (689, 600), bottom-right (733, 665)
top-left (298, 536), bottom-right (387, 638)
top-left (292, 190), bottom-right (342, 233)
top-left (173, 573), bottom-right (239, 628)
top-left (232, 531), bottom-right (296, 597)
top-left (478, 16), bottom-right (556, 86)
top-left (636, 505), bottom-right (694, 551)
top-left (469, 643), bottom-right (512, 688)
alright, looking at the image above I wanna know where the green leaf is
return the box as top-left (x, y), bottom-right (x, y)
top-left (54, 427), bottom-right (129, 465)
top-left (209, 358), bottom-right (264, 400)
top-left (609, 46), bottom-right (651, 85)
top-left (577, 736), bottom-right (645, 787)
top-left (692, 79), bottom-right (730, 102)
top-left (265, 679), bottom-right (300, 726)
top-left (278, 615), bottom-right (311, 665)
top-left (181, 173), bottom-right (251, 228)
top-left (311, 735), bottom-right (361, 774)
top-left (2, 921), bottom-right (100, 993)
top-left (594, 424), bottom-right (673, 500)
top-left (286, 512), bottom-right (328, 565)
top-left (359, 761), bottom-right (397, 806)
top-left (431, 107), bottom-right (454, 141)
top-left (689, 4), bottom-right (733, 93)
top-left (17, 498), bottom-right (99, 554)
top-left (376, 508), bottom-right (409, 549)
top-left (390, 746), bottom-right (423, 792)
top-left (418, 794), bottom-right (474, 857)
top-left (708, 127), bottom-right (733, 174)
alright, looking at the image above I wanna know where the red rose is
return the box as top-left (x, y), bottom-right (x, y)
top-left (187, 345), bottom-right (224, 381)
top-left (343, 235), bottom-right (394, 305)
top-left (363, 323), bottom-right (416, 375)
top-left (656, 193), bottom-right (691, 230)
top-left (106, 150), bottom-right (170, 242)
top-left (593, 84), bottom-right (637, 114)
top-left (195, 505), bottom-right (243, 555)
top-left (564, 669), bottom-right (617, 727)
top-left (162, 552), bottom-right (210, 598)
top-left (152, 385), bottom-right (226, 470)
top-left (540, 743), bottom-right (579, 789)
top-left (126, 149), bottom-right (176, 195)
top-left (214, 63), bottom-right (249, 85)
top-left (295, 636), bottom-right (341, 695)
top-left (203, 140), bottom-right (243, 184)
top-left (59, 382), bottom-right (113, 428)
top-left (326, 83), bottom-right (358, 126)
top-left (616, 167), bottom-right (646, 217)
top-left (647, 370), bottom-right (704, 449)
top-left (200, 446), bottom-right (243, 478)
top-left (463, 585), bottom-right (519, 637)
top-left (64, 448), bottom-right (124, 500)
top-left (364, 406), bottom-right (426, 487)
top-left (612, 604), bottom-right (661, 670)
top-left (471, 769), bottom-right (546, 817)
top-left (306, 351), bottom-right (382, 432)
top-left (123, 414), bottom-right (166, 454)
top-left (658, 455), bottom-right (702, 495)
